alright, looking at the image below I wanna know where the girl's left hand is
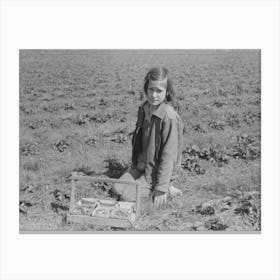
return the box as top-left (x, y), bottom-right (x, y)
top-left (153, 191), bottom-right (167, 208)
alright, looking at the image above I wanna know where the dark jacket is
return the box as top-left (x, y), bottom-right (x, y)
top-left (132, 101), bottom-right (183, 193)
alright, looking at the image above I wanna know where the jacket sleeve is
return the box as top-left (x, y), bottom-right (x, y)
top-left (131, 105), bottom-right (144, 167)
top-left (154, 116), bottom-right (178, 193)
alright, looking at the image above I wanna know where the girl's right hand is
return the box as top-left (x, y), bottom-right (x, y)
top-left (153, 190), bottom-right (167, 208)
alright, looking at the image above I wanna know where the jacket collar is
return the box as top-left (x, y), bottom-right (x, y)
top-left (142, 101), bottom-right (168, 120)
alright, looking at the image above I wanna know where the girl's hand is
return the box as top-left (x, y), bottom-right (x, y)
top-left (153, 190), bottom-right (167, 208)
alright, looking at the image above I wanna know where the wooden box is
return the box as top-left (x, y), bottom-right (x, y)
top-left (67, 175), bottom-right (141, 228)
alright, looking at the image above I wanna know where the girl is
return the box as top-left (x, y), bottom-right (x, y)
top-left (113, 67), bottom-right (183, 208)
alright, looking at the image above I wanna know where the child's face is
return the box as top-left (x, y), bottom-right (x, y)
top-left (146, 79), bottom-right (167, 106)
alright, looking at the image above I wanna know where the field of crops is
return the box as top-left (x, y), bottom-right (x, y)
top-left (19, 50), bottom-right (261, 231)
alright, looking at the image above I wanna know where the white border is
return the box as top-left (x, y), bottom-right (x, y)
top-left (1, 1), bottom-right (280, 280)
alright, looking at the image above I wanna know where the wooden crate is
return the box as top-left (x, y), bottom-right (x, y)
top-left (67, 175), bottom-right (141, 228)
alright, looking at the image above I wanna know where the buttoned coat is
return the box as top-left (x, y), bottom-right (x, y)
top-left (131, 101), bottom-right (183, 193)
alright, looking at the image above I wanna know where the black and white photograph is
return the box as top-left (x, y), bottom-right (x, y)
top-left (1, 0), bottom-right (280, 279)
top-left (19, 49), bottom-right (261, 232)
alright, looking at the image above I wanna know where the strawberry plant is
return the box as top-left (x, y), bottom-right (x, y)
top-left (183, 144), bottom-right (229, 165)
top-left (20, 143), bottom-right (39, 156)
top-left (208, 120), bottom-right (225, 130)
top-left (52, 140), bottom-right (70, 153)
top-left (227, 135), bottom-right (260, 160)
top-left (85, 137), bottom-right (97, 146)
top-left (181, 156), bottom-right (206, 175)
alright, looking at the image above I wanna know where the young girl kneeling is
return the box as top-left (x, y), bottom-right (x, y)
top-left (113, 67), bottom-right (183, 208)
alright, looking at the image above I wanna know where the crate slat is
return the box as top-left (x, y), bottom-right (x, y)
top-left (67, 214), bottom-right (132, 228)
top-left (70, 175), bottom-right (139, 186)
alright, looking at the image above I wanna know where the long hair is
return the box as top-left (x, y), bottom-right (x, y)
top-left (143, 67), bottom-right (176, 105)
